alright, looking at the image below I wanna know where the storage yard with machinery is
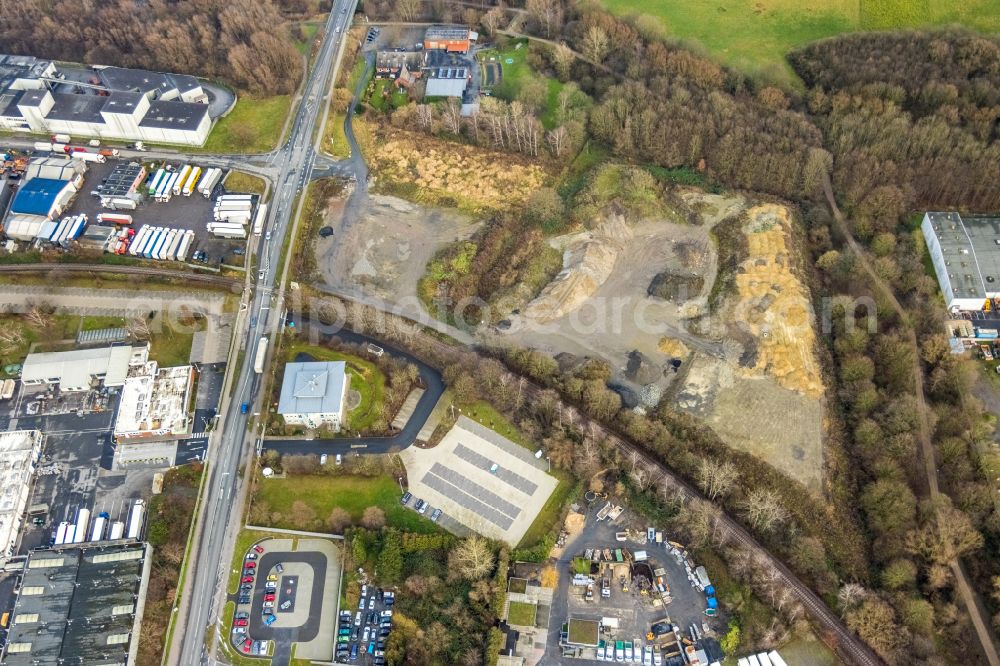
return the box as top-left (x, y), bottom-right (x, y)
top-left (0, 149), bottom-right (263, 268)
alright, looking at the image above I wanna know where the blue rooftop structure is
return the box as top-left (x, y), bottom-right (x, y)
top-left (10, 178), bottom-right (70, 216)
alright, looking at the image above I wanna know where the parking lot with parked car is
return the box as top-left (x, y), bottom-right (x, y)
top-left (337, 584), bottom-right (394, 664)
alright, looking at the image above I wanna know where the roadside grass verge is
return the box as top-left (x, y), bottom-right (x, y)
top-left (252, 474), bottom-right (441, 534)
top-left (292, 21), bottom-right (321, 56)
top-left (201, 96), bottom-right (292, 153)
top-left (223, 171), bottom-right (267, 196)
top-left (517, 469), bottom-right (576, 550)
top-left (323, 112), bottom-right (351, 158)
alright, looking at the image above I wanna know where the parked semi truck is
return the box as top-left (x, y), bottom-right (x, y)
top-left (254, 336), bottom-right (269, 374)
top-left (253, 203), bottom-right (268, 236)
top-left (182, 166), bottom-right (201, 196)
top-left (199, 168), bottom-right (223, 197)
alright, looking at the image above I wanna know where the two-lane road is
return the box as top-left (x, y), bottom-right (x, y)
top-left (169, 3), bottom-right (358, 665)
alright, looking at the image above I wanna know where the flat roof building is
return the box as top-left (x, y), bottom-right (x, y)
top-left (277, 360), bottom-right (348, 431)
top-left (0, 430), bottom-right (43, 564)
top-left (0, 54), bottom-right (211, 146)
top-left (922, 212), bottom-right (1000, 310)
top-left (114, 362), bottom-right (193, 442)
top-left (21, 344), bottom-right (149, 393)
top-left (2, 543), bottom-right (151, 665)
top-left (425, 67), bottom-right (470, 98)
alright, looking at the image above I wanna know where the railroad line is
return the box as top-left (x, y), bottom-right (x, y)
top-left (0, 263), bottom-right (242, 289)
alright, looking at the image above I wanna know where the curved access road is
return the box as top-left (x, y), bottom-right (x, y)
top-left (262, 320), bottom-right (444, 455)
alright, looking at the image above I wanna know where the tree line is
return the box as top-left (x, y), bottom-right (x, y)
top-left (0, 0), bottom-right (304, 95)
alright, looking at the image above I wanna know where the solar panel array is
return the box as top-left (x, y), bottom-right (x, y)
top-left (453, 443), bottom-right (538, 495)
top-left (421, 462), bottom-right (524, 530)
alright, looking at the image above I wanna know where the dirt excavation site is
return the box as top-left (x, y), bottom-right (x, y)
top-left (314, 184), bottom-right (825, 491)
top-left (505, 192), bottom-right (826, 492)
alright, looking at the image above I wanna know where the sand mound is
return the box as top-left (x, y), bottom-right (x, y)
top-left (732, 204), bottom-right (823, 397)
top-left (658, 337), bottom-right (691, 357)
top-left (521, 216), bottom-right (632, 323)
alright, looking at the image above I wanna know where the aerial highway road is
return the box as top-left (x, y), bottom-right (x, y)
top-left (167, 2), bottom-right (358, 665)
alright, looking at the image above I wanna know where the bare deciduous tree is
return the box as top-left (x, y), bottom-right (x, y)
top-left (449, 536), bottom-right (495, 580)
top-left (697, 458), bottom-right (739, 501)
top-left (742, 488), bottom-right (788, 534)
top-left (581, 25), bottom-right (610, 63)
top-left (481, 7), bottom-right (505, 36)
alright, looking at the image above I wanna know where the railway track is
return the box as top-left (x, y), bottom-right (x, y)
top-left (0, 263), bottom-right (242, 289)
top-left (306, 295), bottom-right (885, 666)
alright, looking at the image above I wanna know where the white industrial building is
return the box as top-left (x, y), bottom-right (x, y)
top-left (114, 362), bottom-right (193, 442)
top-left (277, 361), bottom-right (349, 431)
top-left (2, 157), bottom-right (85, 241)
top-left (21, 344), bottom-right (149, 393)
top-left (0, 430), bottom-right (44, 563)
top-left (922, 212), bottom-right (1000, 311)
top-left (0, 54), bottom-right (211, 146)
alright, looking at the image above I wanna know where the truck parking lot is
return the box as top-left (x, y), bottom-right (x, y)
top-left (59, 159), bottom-right (254, 268)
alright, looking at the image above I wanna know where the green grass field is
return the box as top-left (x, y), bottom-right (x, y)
top-left (603, 0), bottom-right (1000, 84)
top-left (480, 39), bottom-right (565, 128)
top-left (322, 112), bottom-right (351, 158)
top-left (254, 474), bottom-right (441, 533)
top-left (202, 95), bottom-right (292, 153)
top-left (283, 344), bottom-right (385, 432)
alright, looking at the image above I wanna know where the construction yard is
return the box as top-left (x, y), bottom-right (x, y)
top-left (503, 192), bottom-right (826, 492)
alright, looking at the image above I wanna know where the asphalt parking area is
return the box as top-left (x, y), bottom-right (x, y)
top-left (400, 415), bottom-right (557, 546)
top-left (250, 553), bottom-right (325, 641)
top-left (277, 574), bottom-right (299, 614)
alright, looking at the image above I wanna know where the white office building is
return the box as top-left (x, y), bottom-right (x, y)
top-left (0, 430), bottom-right (44, 563)
top-left (277, 361), bottom-right (349, 431)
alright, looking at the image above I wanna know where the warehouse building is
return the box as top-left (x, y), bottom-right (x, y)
top-left (922, 212), bottom-right (1000, 311)
top-left (2, 156), bottom-right (85, 241)
top-left (0, 53), bottom-right (212, 146)
top-left (423, 26), bottom-right (476, 53)
top-left (278, 360), bottom-right (348, 431)
top-left (21, 343), bottom-right (149, 393)
top-left (1, 543), bottom-right (151, 666)
top-left (425, 67), bottom-right (470, 98)
top-left (0, 430), bottom-right (44, 564)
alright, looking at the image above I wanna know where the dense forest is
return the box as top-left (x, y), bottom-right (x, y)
top-left (0, 0), bottom-right (305, 94)
top-left (359, 1), bottom-right (1000, 662)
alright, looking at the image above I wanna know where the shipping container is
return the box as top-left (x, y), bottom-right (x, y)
top-left (156, 172), bottom-right (174, 200)
top-left (76, 152), bottom-right (107, 163)
top-left (54, 521), bottom-right (69, 546)
top-left (155, 230), bottom-right (176, 260)
top-left (199, 168), bottom-right (223, 197)
top-left (144, 228), bottom-right (164, 258)
top-left (66, 216), bottom-right (86, 240)
top-left (106, 197), bottom-right (137, 211)
top-left (182, 166), bottom-right (201, 196)
top-left (89, 512), bottom-right (109, 542)
top-left (130, 226), bottom-right (152, 256)
top-left (252, 203), bottom-right (268, 236)
top-left (127, 500), bottom-right (145, 539)
top-left (172, 165), bottom-right (192, 196)
top-left (254, 337), bottom-right (269, 373)
top-left (166, 231), bottom-right (183, 261)
top-left (50, 218), bottom-right (71, 243)
top-left (148, 168), bottom-right (166, 196)
top-left (73, 508), bottom-right (90, 544)
top-left (51, 142), bottom-right (67, 153)
top-left (196, 167), bottom-right (217, 193)
top-left (97, 213), bottom-right (133, 225)
top-left (176, 231), bottom-right (194, 262)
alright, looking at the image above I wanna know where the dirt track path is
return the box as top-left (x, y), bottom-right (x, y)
top-left (822, 174), bottom-right (1000, 666)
